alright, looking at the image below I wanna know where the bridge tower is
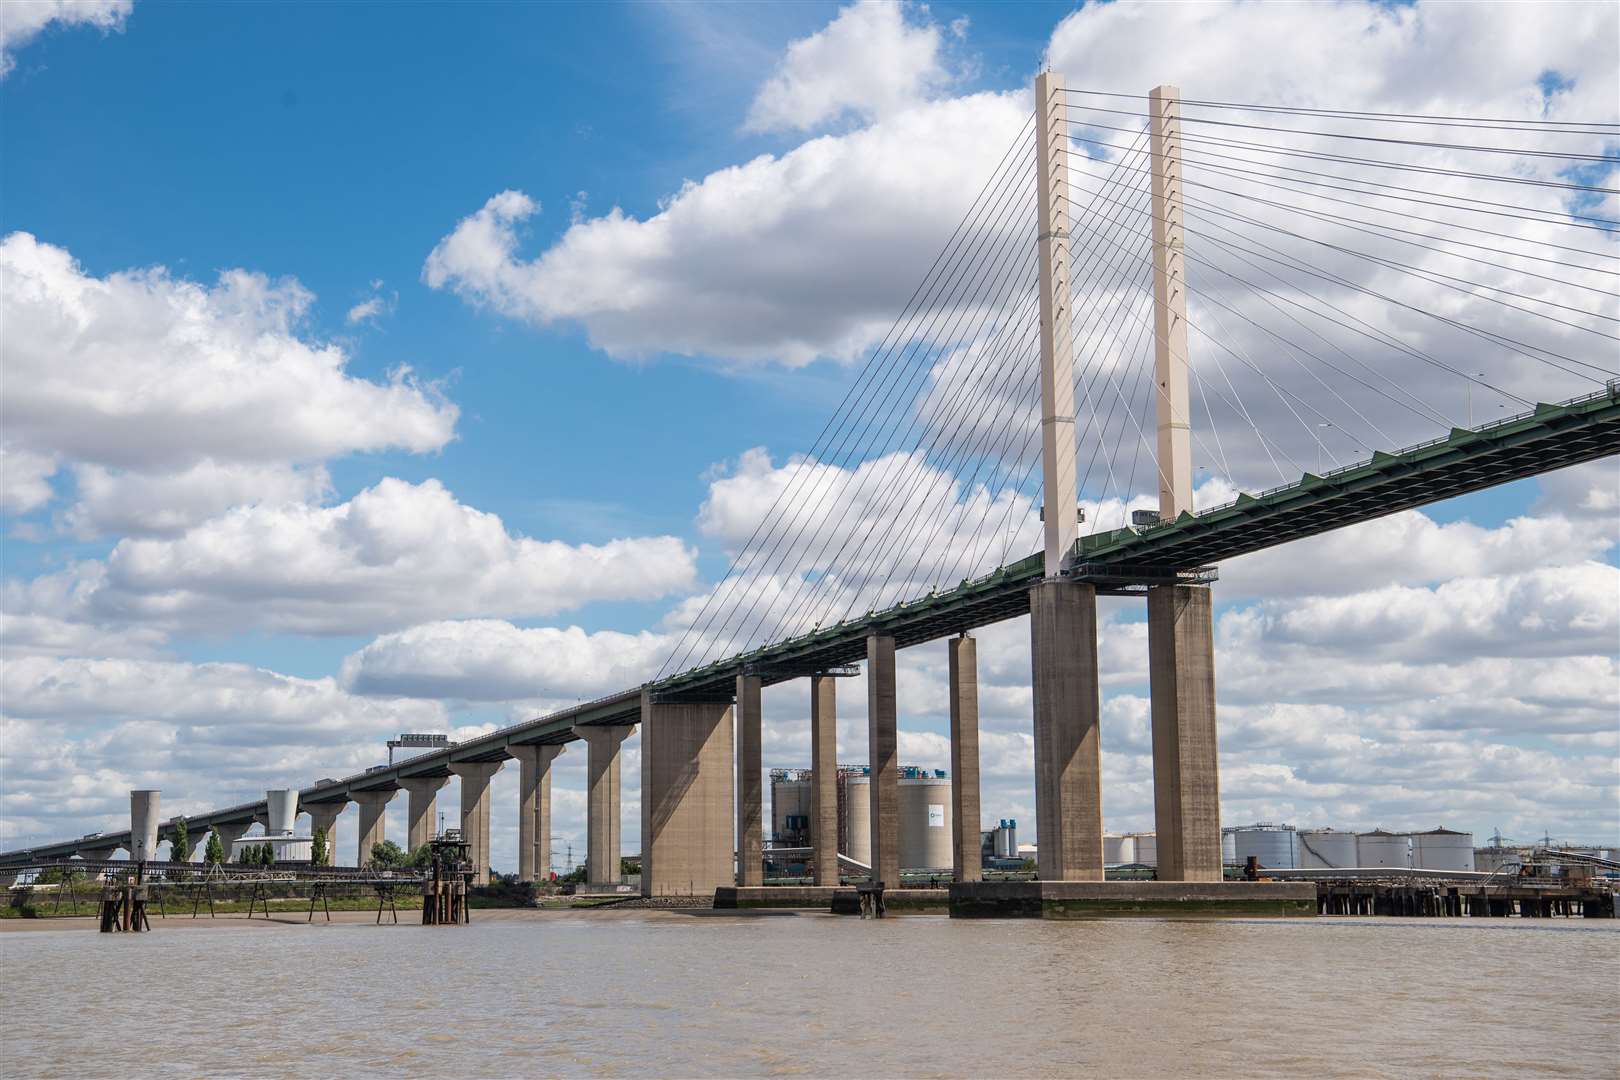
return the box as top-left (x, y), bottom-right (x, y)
top-left (1144, 84), bottom-right (1222, 881)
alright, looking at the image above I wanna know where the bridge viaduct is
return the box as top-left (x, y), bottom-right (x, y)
top-left (3, 77), bottom-right (1616, 895)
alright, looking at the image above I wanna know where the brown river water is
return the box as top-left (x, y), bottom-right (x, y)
top-left (2, 909), bottom-right (1615, 1078)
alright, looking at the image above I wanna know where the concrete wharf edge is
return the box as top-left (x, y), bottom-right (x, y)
top-left (948, 880), bottom-right (1316, 918)
top-left (714, 886), bottom-right (950, 913)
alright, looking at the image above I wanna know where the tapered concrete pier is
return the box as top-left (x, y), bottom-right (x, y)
top-left (213, 823), bottom-right (251, 863)
top-left (809, 674), bottom-right (839, 886)
top-left (129, 790), bottom-right (161, 863)
top-left (735, 674), bottom-right (764, 887)
top-left (449, 761), bottom-right (503, 885)
top-left (352, 789), bottom-right (394, 868)
top-left (866, 634), bottom-right (899, 888)
top-left (399, 776), bottom-right (449, 850)
top-left (948, 635), bottom-right (982, 883)
top-left (305, 801), bottom-right (345, 865)
top-left (576, 724), bottom-right (634, 887)
top-left (511, 744), bottom-right (564, 883)
top-left (641, 694), bottom-right (733, 896)
top-left (1029, 579), bottom-right (1104, 880)
top-left (1147, 584), bottom-right (1222, 881)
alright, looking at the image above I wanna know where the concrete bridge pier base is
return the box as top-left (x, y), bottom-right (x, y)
top-left (735, 674), bottom-right (764, 887)
top-left (641, 694), bottom-right (733, 897)
top-left (866, 634), bottom-right (900, 889)
top-left (949, 634), bottom-right (982, 884)
top-left (809, 675), bottom-right (839, 886)
top-left (576, 724), bottom-right (634, 888)
top-left (400, 776), bottom-right (450, 851)
top-left (1029, 579), bottom-right (1105, 881)
top-left (1147, 584), bottom-right (1222, 882)
top-left (212, 823), bottom-right (252, 863)
top-left (511, 745), bottom-right (565, 883)
top-left (352, 789), bottom-right (395, 868)
top-left (449, 762), bottom-right (503, 886)
top-left (304, 801), bottom-right (345, 866)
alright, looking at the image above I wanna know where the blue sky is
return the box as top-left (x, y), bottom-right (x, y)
top-left (2, 0), bottom-right (1615, 864)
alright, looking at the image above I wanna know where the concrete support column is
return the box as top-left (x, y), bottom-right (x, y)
top-left (352, 789), bottom-right (395, 868)
top-left (511, 745), bottom-right (565, 883)
top-left (212, 823), bottom-right (252, 863)
top-left (130, 790), bottom-right (160, 863)
top-left (809, 675), bottom-right (839, 886)
top-left (449, 762), bottom-right (504, 886)
top-left (575, 724), bottom-right (634, 887)
top-left (641, 694), bottom-right (734, 897)
top-left (1029, 579), bottom-right (1104, 881)
top-left (1147, 584), bottom-right (1222, 882)
top-left (866, 634), bottom-right (900, 888)
top-left (399, 776), bottom-right (450, 851)
top-left (735, 674), bottom-right (763, 887)
top-left (305, 802), bottom-right (346, 866)
top-left (78, 846), bottom-right (118, 864)
top-left (948, 634), bottom-right (982, 883)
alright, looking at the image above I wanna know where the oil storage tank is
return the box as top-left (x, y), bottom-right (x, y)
top-left (898, 775), bottom-right (952, 870)
top-left (1221, 828), bottom-right (1237, 866)
top-left (1358, 829), bottom-right (1412, 868)
top-left (1412, 828), bottom-right (1474, 872)
top-left (1298, 829), bottom-right (1358, 869)
top-left (842, 774), bottom-right (871, 867)
top-left (1129, 832), bottom-right (1157, 868)
top-left (1104, 834), bottom-right (1135, 866)
top-left (1231, 824), bottom-right (1299, 870)
top-left (770, 770), bottom-right (813, 846)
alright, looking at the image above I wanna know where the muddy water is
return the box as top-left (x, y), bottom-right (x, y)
top-left (2, 909), bottom-right (1615, 1078)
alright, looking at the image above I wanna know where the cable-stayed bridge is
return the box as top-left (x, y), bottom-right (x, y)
top-left (5, 76), bottom-right (1616, 902)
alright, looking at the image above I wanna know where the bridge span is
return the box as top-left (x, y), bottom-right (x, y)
top-left (5, 76), bottom-right (1616, 905)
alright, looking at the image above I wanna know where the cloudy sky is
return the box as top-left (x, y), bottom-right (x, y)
top-left (2, 0), bottom-right (1616, 869)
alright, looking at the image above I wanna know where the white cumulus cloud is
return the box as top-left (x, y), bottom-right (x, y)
top-left (0, 0), bottom-right (130, 78)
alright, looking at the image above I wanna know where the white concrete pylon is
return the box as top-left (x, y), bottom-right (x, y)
top-left (1035, 70), bottom-right (1079, 576)
top-left (1150, 83), bottom-right (1193, 519)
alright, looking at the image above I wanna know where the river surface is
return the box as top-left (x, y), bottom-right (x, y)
top-left (2, 910), bottom-right (1616, 1078)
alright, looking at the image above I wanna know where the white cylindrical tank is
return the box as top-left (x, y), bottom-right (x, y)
top-left (1232, 824), bottom-right (1299, 870)
top-left (1130, 832), bottom-right (1157, 868)
top-left (1358, 830), bottom-right (1412, 868)
top-left (130, 790), bottom-right (161, 863)
top-left (898, 777), bottom-right (952, 870)
top-left (1104, 834), bottom-right (1130, 865)
top-left (994, 820), bottom-right (1018, 859)
top-left (1412, 828), bottom-right (1475, 872)
top-left (771, 777), bottom-right (812, 843)
top-left (265, 789), bottom-right (298, 836)
top-left (1298, 829), bottom-right (1358, 869)
top-left (1221, 829), bottom-right (1237, 866)
top-left (842, 775), bottom-right (871, 866)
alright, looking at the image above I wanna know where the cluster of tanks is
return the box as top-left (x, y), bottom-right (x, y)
top-left (770, 766), bottom-right (952, 871)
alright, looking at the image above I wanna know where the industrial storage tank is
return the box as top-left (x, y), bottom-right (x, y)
top-left (1231, 824), bottom-right (1299, 870)
top-left (1129, 832), bottom-right (1157, 867)
top-left (1412, 828), bottom-right (1475, 872)
top-left (898, 777), bottom-right (952, 870)
top-left (993, 820), bottom-right (1017, 858)
top-left (1221, 829), bottom-right (1237, 866)
top-left (770, 772), bottom-right (813, 846)
top-left (1104, 834), bottom-right (1135, 866)
top-left (265, 789), bottom-right (299, 836)
top-left (842, 775), bottom-right (871, 867)
top-left (1298, 829), bottom-right (1359, 869)
top-left (1357, 830), bottom-right (1412, 868)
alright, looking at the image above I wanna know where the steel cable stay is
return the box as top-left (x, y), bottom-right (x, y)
top-left (736, 183), bottom-right (1046, 654)
top-left (1059, 99), bottom-right (1620, 161)
top-left (1060, 126), bottom-right (1620, 232)
top-left (758, 134), bottom-right (1153, 641)
top-left (1058, 86), bottom-right (1620, 133)
top-left (1056, 112), bottom-right (1620, 196)
top-left (671, 130), bottom-right (1040, 671)
top-left (1059, 153), bottom-right (1613, 399)
top-left (659, 115), bottom-right (1037, 676)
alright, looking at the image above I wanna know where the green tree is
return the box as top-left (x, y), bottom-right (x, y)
top-left (408, 843), bottom-right (433, 869)
top-left (204, 828), bottom-right (226, 865)
top-left (171, 817), bottom-right (190, 863)
top-left (311, 825), bottom-right (328, 867)
top-left (369, 839), bottom-right (407, 869)
top-left (261, 843), bottom-right (275, 866)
